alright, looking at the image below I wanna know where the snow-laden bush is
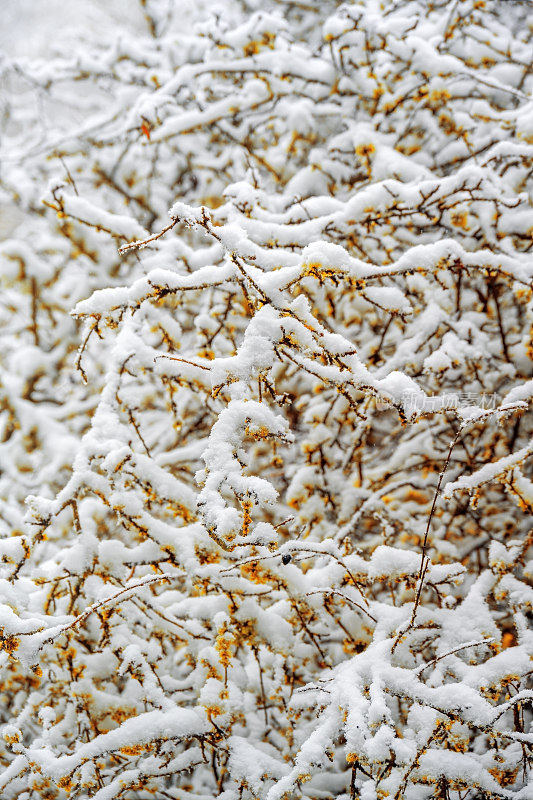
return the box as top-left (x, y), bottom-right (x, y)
top-left (0, 1), bottom-right (532, 798)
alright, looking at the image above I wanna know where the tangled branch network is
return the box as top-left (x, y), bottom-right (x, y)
top-left (0, 1), bottom-right (532, 799)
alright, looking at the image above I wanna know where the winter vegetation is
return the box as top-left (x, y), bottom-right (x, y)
top-left (0, 1), bottom-right (532, 798)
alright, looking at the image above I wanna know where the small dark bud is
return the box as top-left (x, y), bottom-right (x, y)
top-left (282, 553), bottom-right (292, 565)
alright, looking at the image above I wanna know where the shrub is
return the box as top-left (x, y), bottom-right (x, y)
top-left (0, 1), bottom-right (532, 798)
